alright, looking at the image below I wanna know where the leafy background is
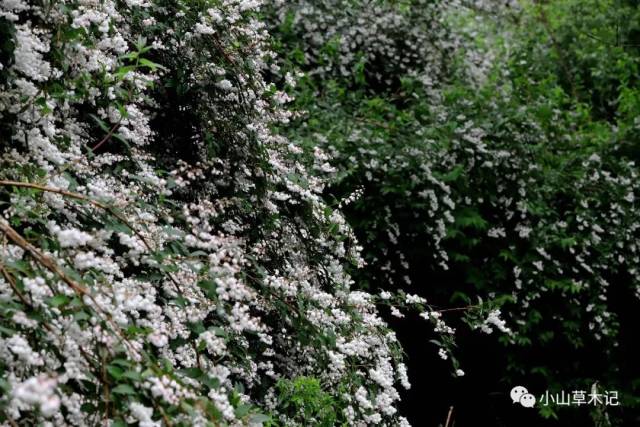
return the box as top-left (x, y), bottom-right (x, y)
top-left (268, 0), bottom-right (640, 425)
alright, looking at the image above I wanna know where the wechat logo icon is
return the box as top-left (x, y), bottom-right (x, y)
top-left (511, 386), bottom-right (536, 408)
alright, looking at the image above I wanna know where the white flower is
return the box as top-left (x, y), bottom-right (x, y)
top-left (478, 309), bottom-right (511, 335)
top-left (438, 348), bottom-right (448, 360)
top-left (13, 25), bottom-right (51, 81)
top-left (216, 79), bottom-right (234, 91)
top-left (390, 307), bottom-right (405, 318)
top-left (6, 335), bottom-right (44, 366)
top-left (51, 225), bottom-right (93, 248)
top-left (12, 375), bottom-right (60, 417)
top-left (130, 403), bottom-right (159, 427)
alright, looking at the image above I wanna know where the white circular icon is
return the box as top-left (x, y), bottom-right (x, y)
top-left (520, 393), bottom-right (536, 408)
top-left (510, 386), bottom-right (528, 404)
top-left (510, 386), bottom-right (536, 408)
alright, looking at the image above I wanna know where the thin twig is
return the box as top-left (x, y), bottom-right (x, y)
top-left (91, 121), bottom-right (121, 152)
top-left (0, 180), bottom-right (138, 241)
top-left (0, 255), bottom-right (55, 333)
top-left (102, 350), bottom-right (110, 425)
top-left (436, 304), bottom-right (482, 314)
top-left (0, 220), bottom-right (88, 295)
top-left (444, 406), bottom-right (454, 427)
top-left (1, 411), bottom-right (18, 427)
top-left (0, 180), bottom-right (185, 294)
top-left (0, 263), bottom-right (32, 307)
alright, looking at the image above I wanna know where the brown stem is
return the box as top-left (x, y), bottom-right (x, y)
top-left (435, 304), bottom-right (482, 314)
top-left (0, 220), bottom-right (88, 295)
top-left (0, 263), bottom-right (32, 307)
top-left (2, 412), bottom-right (18, 427)
top-left (0, 180), bottom-right (141, 244)
top-left (0, 180), bottom-right (184, 294)
top-left (0, 179), bottom-right (108, 208)
top-left (102, 350), bottom-right (110, 425)
top-left (0, 258), bottom-right (56, 332)
top-left (445, 406), bottom-right (454, 427)
top-left (91, 122), bottom-right (121, 152)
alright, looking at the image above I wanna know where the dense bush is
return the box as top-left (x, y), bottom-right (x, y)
top-left (0, 1), bottom-right (432, 425)
top-left (1, 0), bottom-right (639, 426)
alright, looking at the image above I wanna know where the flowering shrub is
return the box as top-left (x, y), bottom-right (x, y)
top-left (2, 0), bottom-right (639, 425)
top-left (0, 1), bottom-right (423, 425)
top-left (268, 0), bottom-right (517, 335)
top-left (268, 0), bottom-right (452, 91)
top-left (270, 0), bottom-right (640, 423)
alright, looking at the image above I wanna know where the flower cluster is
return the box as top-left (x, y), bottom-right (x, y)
top-left (0, 0), bottom-right (412, 425)
top-left (267, 0), bottom-right (453, 91)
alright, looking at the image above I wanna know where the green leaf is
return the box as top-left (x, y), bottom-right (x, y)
top-left (48, 295), bottom-right (70, 308)
top-left (139, 58), bottom-right (167, 71)
top-left (179, 367), bottom-right (204, 379)
top-left (235, 403), bottom-right (251, 418)
top-left (249, 414), bottom-right (271, 424)
top-left (201, 376), bottom-right (220, 390)
top-left (122, 370), bottom-right (141, 381)
top-left (106, 365), bottom-right (124, 380)
top-left (111, 384), bottom-right (136, 395)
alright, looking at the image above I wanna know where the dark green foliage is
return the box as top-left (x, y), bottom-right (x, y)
top-left (270, 0), bottom-right (640, 424)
